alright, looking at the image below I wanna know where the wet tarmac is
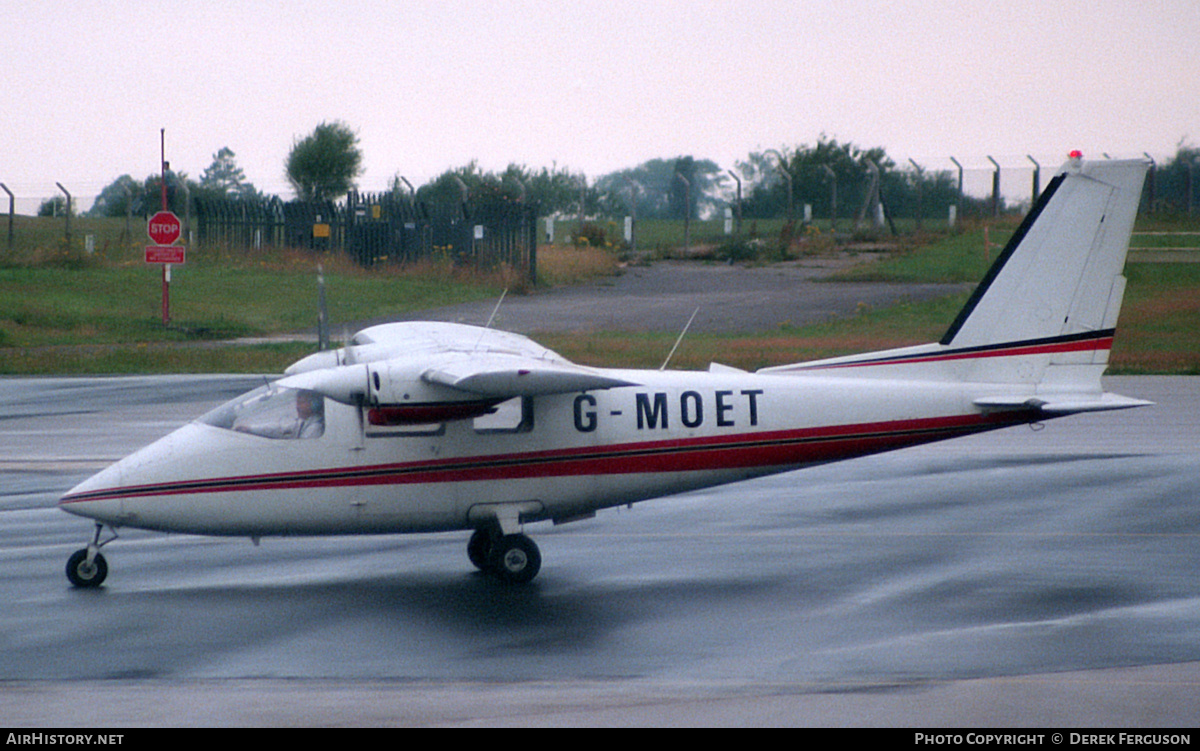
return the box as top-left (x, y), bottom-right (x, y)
top-left (1, 375), bottom-right (1197, 726)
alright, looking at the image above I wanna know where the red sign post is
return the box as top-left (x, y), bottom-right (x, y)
top-left (145, 209), bottom-right (184, 325)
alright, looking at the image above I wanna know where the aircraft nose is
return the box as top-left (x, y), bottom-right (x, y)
top-left (57, 423), bottom-right (218, 531)
top-left (58, 460), bottom-right (125, 525)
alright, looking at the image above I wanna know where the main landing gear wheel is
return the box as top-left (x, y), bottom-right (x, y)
top-left (467, 528), bottom-right (493, 571)
top-left (489, 534), bottom-right (541, 584)
top-left (66, 548), bottom-right (107, 588)
top-left (466, 528), bottom-right (542, 583)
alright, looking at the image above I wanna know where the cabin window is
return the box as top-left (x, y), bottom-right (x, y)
top-left (199, 385), bottom-right (325, 440)
top-left (473, 396), bottom-right (534, 434)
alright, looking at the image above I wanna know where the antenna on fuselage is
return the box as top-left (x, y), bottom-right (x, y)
top-left (484, 288), bottom-right (508, 329)
top-left (472, 288), bottom-right (511, 352)
top-left (660, 307), bottom-right (700, 371)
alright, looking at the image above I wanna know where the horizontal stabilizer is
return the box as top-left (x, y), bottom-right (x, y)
top-left (974, 393), bottom-right (1153, 415)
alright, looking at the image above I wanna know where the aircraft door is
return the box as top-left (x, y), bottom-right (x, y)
top-left (348, 404), bottom-right (461, 531)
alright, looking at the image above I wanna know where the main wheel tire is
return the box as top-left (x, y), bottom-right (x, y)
top-left (467, 528), bottom-right (494, 571)
top-left (66, 549), bottom-right (107, 588)
top-left (489, 534), bottom-right (541, 584)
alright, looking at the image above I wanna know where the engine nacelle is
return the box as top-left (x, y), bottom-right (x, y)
top-left (363, 360), bottom-right (502, 425)
top-left (275, 361), bottom-right (501, 425)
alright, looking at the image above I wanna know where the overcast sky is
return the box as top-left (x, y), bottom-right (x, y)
top-left (2, 0), bottom-right (1197, 210)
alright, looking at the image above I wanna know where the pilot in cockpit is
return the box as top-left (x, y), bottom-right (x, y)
top-left (293, 390), bottom-right (325, 438)
top-left (222, 387), bottom-right (325, 440)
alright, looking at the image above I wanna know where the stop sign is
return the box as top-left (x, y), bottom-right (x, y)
top-left (147, 211), bottom-right (181, 245)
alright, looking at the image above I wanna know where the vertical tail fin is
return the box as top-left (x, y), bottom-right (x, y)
top-left (764, 156), bottom-right (1149, 394)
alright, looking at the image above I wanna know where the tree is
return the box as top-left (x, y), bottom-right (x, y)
top-left (514, 163), bottom-right (586, 215)
top-left (38, 195), bottom-right (70, 217)
top-left (740, 137), bottom-right (897, 220)
top-left (410, 161), bottom-right (584, 215)
top-left (1155, 140), bottom-right (1200, 214)
top-left (87, 174), bottom-right (142, 217)
top-left (141, 170), bottom-right (191, 216)
top-left (199, 147), bottom-right (257, 199)
top-left (89, 171), bottom-right (193, 217)
top-left (285, 121), bottom-right (363, 202)
top-left (592, 157), bottom-right (723, 221)
top-left (415, 160), bottom-right (489, 207)
top-left (668, 156), bottom-right (722, 220)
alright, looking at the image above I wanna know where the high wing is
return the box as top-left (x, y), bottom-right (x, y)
top-left (422, 353), bottom-right (636, 398)
top-left (283, 321), bottom-right (569, 375)
top-left (276, 321), bottom-right (637, 415)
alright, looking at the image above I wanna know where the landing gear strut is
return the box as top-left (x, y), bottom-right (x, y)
top-left (66, 523), bottom-right (117, 588)
top-left (467, 527), bottom-right (542, 584)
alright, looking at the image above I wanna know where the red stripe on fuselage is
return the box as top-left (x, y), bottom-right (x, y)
top-left (59, 411), bottom-right (1032, 505)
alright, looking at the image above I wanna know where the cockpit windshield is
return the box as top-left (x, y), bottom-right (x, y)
top-left (199, 385), bottom-right (325, 440)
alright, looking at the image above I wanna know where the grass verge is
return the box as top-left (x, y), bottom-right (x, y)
top-left (3, 215), bottom-right (1198, 375)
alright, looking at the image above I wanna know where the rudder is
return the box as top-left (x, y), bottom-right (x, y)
top-left (943, 156), bottom-right (1147, 386)
top-left (762, 156), bottom-right (1148, 392)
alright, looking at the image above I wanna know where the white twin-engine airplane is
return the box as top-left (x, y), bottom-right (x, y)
top-left (61, 156), bottom-right (1151, 587)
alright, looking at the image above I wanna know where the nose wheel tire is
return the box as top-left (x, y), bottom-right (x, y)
top-left (488, 534), bottom-right (541, 584)
top-left (66, 549), bottom-right (108, 588)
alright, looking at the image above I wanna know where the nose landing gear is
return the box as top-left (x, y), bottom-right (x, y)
top-left (66, 523), bottom-right (117, 588)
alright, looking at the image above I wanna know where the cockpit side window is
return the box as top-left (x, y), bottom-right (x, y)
top-left (199, 386), bottom-right (325, 440)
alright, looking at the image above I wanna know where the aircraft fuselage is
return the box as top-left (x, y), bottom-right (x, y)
top-left (60, 369), bottom-right (1029, 538)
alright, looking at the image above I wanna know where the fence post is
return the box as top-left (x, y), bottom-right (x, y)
top-left (767, 149), bottom-right (793, 223)
top-left (1, 184), bottom-right (12, 249)
top-left (1142, 153), bottom-right (1155, 214)
top-left (908, 159), bottom-right (924, 231)
top-left (626, 178), bottom-right (640, 255)
top-left (576, 176), bottom-right (586, 242)
top-left (527, 204), bottom-right (538, 285)
top-left (178, 177), bottom-right (192, 244)
top-left (949, 156), bottom-right (963, 219)
top-left (1189, 158), bottom-right (1198, 218)
top-left (55, 182), bottom-right (71, 247)
top-left (821, 165), bottom-right (837, 231)
top-left (1027, 155), bottom-right (1041, 206)
top-left (986, 156), bottom-right (1000, 217)
top-left (857, 160), bottom-right (881, 229)
top-left (726, 170), bottom-right (742, 237)
top-left (675, 173), bottom-right (690, 256)
top-left (122, 184), bottom-right (133, 243)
